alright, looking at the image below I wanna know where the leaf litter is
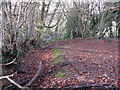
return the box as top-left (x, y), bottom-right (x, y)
top-left (2, 38), bottom-right (119, 89)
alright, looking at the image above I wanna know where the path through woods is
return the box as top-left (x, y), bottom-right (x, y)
top-left (2, 38), bottom-right (119, 89)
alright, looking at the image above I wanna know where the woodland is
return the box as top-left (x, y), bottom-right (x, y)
top-left (0, 0), bottom-right (120, 89)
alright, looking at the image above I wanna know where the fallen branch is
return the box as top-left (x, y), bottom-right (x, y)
top-left (0, 72), bottom-right (28, 89)
top-left (4, 62), bottom-right (71, 89)
top-left (3, 79), bottom-right (30, 90)
top-left (0, 72), bottom-right (17, 80)
top-left (0, 58), bottom-right (17, 66)
top-left (25, 61), bottom-right (42, 87)
top-left (7, 77), bottom-right (28, 89)
top-left (5, 62), bottom-right (71, 90)
top-left (37, 61), bottom-right (72, 78)
top-left (3, 61), bottom-right (42, 90)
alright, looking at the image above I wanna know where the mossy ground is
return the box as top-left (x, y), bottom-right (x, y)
top-left (51, 48), bottom-right (66, 78)
top-left (51, 48), bottom-right (64, 64)
top-left (54, 69), bottom-right (66, 78)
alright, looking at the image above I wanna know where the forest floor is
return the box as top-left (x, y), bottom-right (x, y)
top-left (2, 38), bottom-right (119, 89)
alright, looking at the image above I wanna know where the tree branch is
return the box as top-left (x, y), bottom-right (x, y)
top-left (1, 61), bottom-right (42, 89)
top-left (0, 72), bottom-right (28, 89)
top-left (3, 61), bottom-right (70, 89)
top-left (0, 72), bottom-right (17, 79)
top-left (25, 61), bottom-right (42, 87)
top-left (0, 58), bottom-right (16, 66)
top-left (7, 77), bottom-right (28, 89)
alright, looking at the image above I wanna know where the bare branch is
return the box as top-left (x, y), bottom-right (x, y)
top-left (0, 58), bottom-right (16, 66)
top-left (0, 72), bottom-right (17, 79)
top-left (47, 2), bottom-right (61, 27)
top-left (0, 72), bottom-right (28, 89)
top-left (25, 61), bottom-right (42, 87)
top-left (0, 62), bottom-right (42, 89)
top-left (7, 77), bottom-right (28, 89)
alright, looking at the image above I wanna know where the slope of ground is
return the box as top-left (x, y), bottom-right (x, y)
top-left (2, 38), bottom-right (119, 89)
